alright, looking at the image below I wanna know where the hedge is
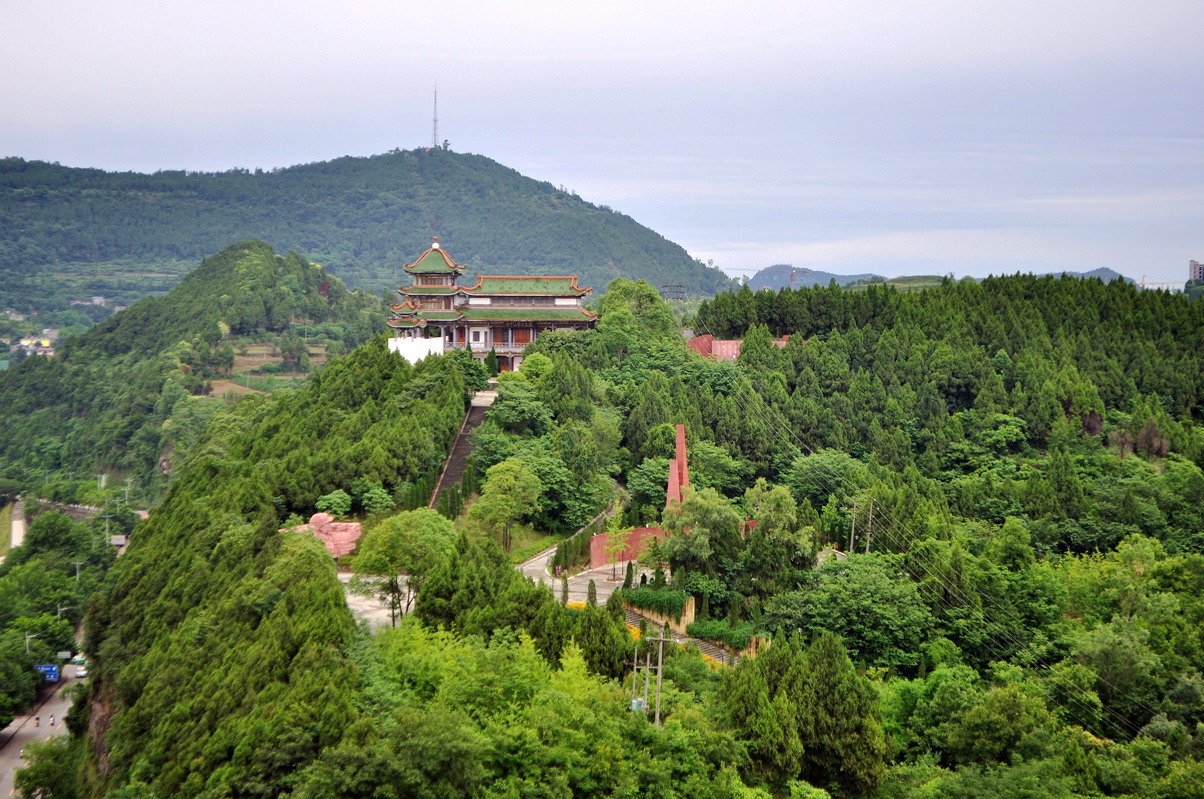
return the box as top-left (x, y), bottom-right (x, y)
top-left (620, 587), bottom-right (689, 620)
top-left (686, 618), bottom-right (758, 651)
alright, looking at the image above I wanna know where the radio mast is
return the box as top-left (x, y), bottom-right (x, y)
top-left (432, 87), bottom-right (439, 149)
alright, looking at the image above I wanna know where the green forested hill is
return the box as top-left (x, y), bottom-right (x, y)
top-left (15, 276), bottom-right (1204, 798)
top-left (0, 148), bottom-right (734, 313)
top-left (0, 241), bottom-right (381, 503)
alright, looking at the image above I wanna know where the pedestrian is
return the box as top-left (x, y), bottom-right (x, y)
top-left (34, 715), bottom-right (39, 727)
top-left (49, 714), bottom-right (55, 727)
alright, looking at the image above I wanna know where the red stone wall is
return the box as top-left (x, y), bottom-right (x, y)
top-left (589, 526), bottom-right (664, 570)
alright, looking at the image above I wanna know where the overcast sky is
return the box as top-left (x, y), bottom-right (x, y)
top-left (3, 1), bottom-right (1202, 282)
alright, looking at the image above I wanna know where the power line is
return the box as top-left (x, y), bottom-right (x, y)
top-left (689, 313), bottom-right (1154, 738)
top-left (729, 379), bottom-right (1153, 739)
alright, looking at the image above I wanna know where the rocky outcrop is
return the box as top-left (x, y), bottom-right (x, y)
top-left (292, 513), bottom-right (361, 558)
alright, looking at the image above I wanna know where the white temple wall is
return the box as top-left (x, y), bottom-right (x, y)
top-left (387, 337), bottom-right (446, 363)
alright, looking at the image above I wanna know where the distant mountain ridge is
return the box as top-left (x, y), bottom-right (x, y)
top-left (747, 263), bottom-right (1136, 291)
top-left (0, 149), bottom-right (735, 309)
top-left (1034, 267), bottom-right (1134, 284)
top-left (747, 264), bottom-right (884, 290)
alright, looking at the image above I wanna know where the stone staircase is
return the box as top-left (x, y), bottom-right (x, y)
top-left (430, 403), bottom-right (489, 507)
top-left (623, 608), bottom-right (740, 666)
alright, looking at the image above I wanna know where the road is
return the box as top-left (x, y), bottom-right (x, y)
top-left (0, 665), bottom-right (83, 796)
top-left (517, 546), bottom-right (648, 606)
top-left (5, 499), bottom-right (25, 562)
top-left (338, 572), bottom-right (408, 631)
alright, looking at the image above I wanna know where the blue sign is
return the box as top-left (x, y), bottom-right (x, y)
top-left (34, 664), bottom-right (60, 683)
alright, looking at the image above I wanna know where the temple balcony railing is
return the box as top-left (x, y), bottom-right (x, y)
top-left (447, 340), bottom-right (530, 354)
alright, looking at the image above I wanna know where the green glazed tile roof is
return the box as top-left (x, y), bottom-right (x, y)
top-left (404, 247), bottom-right (463, 274)
top-left (459, 307), bottom-right (597, 322)
top-left (464, 275), bottom-right (588, 295)
top-left (419, 311), bottom-right (462, 321)
top-left (387, 318), bottom-right (423, 328)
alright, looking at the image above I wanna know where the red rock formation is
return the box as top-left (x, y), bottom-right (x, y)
top-left (293, 512), bottom-right (362, 558)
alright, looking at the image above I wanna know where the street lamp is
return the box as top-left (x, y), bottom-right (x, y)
top-left (24, 633), bottom-right (40, 655)
top-left (56, 604), bottom-right (72, 617)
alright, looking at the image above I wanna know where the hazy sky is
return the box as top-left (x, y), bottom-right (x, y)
top-left (3, 1), bottom-right (1202, 282)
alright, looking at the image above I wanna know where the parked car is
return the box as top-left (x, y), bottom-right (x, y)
top-left (75, 666), bottom-right (88, 679)
top-left (70, 654), bottom-right (86, 665)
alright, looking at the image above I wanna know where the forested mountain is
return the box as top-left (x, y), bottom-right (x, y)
top-left (0, 149), bottom-right (733, 314)
top-left (749, 264), bottom-right (884, 290)
top-left (1040, 267), bottom-right (1133, 283)
top-left (0, 241), bottom-right (380, 504)
top-left (15, 274), bottom-right (1204, 798)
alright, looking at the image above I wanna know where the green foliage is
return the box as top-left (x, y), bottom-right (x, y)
top-left (314, 489), bottom-right (352, 517)
top-left (620, 586), bottom-right (690, 619)
top-left (468, 458), bottom-right (543, 553)
top-left (350, 509), bottom-right (456, 624)
top-left (687, 618), bottom-right (759, 651)
top-left (75, 341), bottom-right (469, 797)
top-left (0, 241), bottom-right (380, 504)
top-left (722, 632), bottom-right (886, 796)
top-left (766, 556), bottom-right (935, 671)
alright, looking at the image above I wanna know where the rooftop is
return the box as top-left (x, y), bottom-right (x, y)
top-left (404, 239), bottom-right (465, 275)
top-left (463, 275), bottom-right (590, 296)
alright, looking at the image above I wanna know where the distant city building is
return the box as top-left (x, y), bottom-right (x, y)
top-left (1191, 260), bottom-right (1204, 283)
top-left (387, 238), bottom-right (597, 369)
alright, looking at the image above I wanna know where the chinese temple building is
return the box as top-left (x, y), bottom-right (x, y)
top-left (387, 238), bottom-right (597, 369)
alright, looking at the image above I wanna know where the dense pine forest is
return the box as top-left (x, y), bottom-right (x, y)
top-left (0, 149), bottom-right (733, 316)
top-left (10, 272), bottom-right (1204, 798)
top-left (0, 241), bottom-right (381, 505)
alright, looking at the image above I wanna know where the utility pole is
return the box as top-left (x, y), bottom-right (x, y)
top-left (24, 632), bottom-right (39, 655)
top-left (865, 499), bottom-right (874, 554)
top-left (123, 477), bottom-right (134, 504)
top-left (643, 648), bottom-right (651, 712)
top-left (95, 473), bottom-right (106, 491)
top-left (631, 648), bottom-right (639, 705)
top-left (849, 500), bottom-right (858, 553)
top-left (71, 560), bottom-right (86, 582)
top-left (654, 625), bottom-right (667, 726)
top-left (56, 604), bottom-right (72, 618)
top-left (98, 514), bottom-right (114, 552)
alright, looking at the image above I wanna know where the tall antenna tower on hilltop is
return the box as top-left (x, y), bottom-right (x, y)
top-left (431, 86), bottom-right (439, 149)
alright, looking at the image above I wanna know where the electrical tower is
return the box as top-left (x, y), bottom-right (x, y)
top-left (659, 283), bottom-right (686, 301)
top-left (431, 87), bottom-right (439, 149)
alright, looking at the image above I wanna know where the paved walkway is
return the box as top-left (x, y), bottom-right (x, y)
top-left (0, 665), bottom-right (84, 796)
top-left (517, 546), bottom-right (650, 606)
top-left (338, 573), bottom-right (407, 631)
top-left (9, 498), bottom-right (24, 550)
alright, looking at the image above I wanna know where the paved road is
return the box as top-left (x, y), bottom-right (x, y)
top-left (7, 499), bottom-right (25, 553)
top-left (517, 546), bottom-right (648, 605)
top-left (338, 573), bottom-right (409, 631)
top-left (0, 665), bottom-right (83, 796)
